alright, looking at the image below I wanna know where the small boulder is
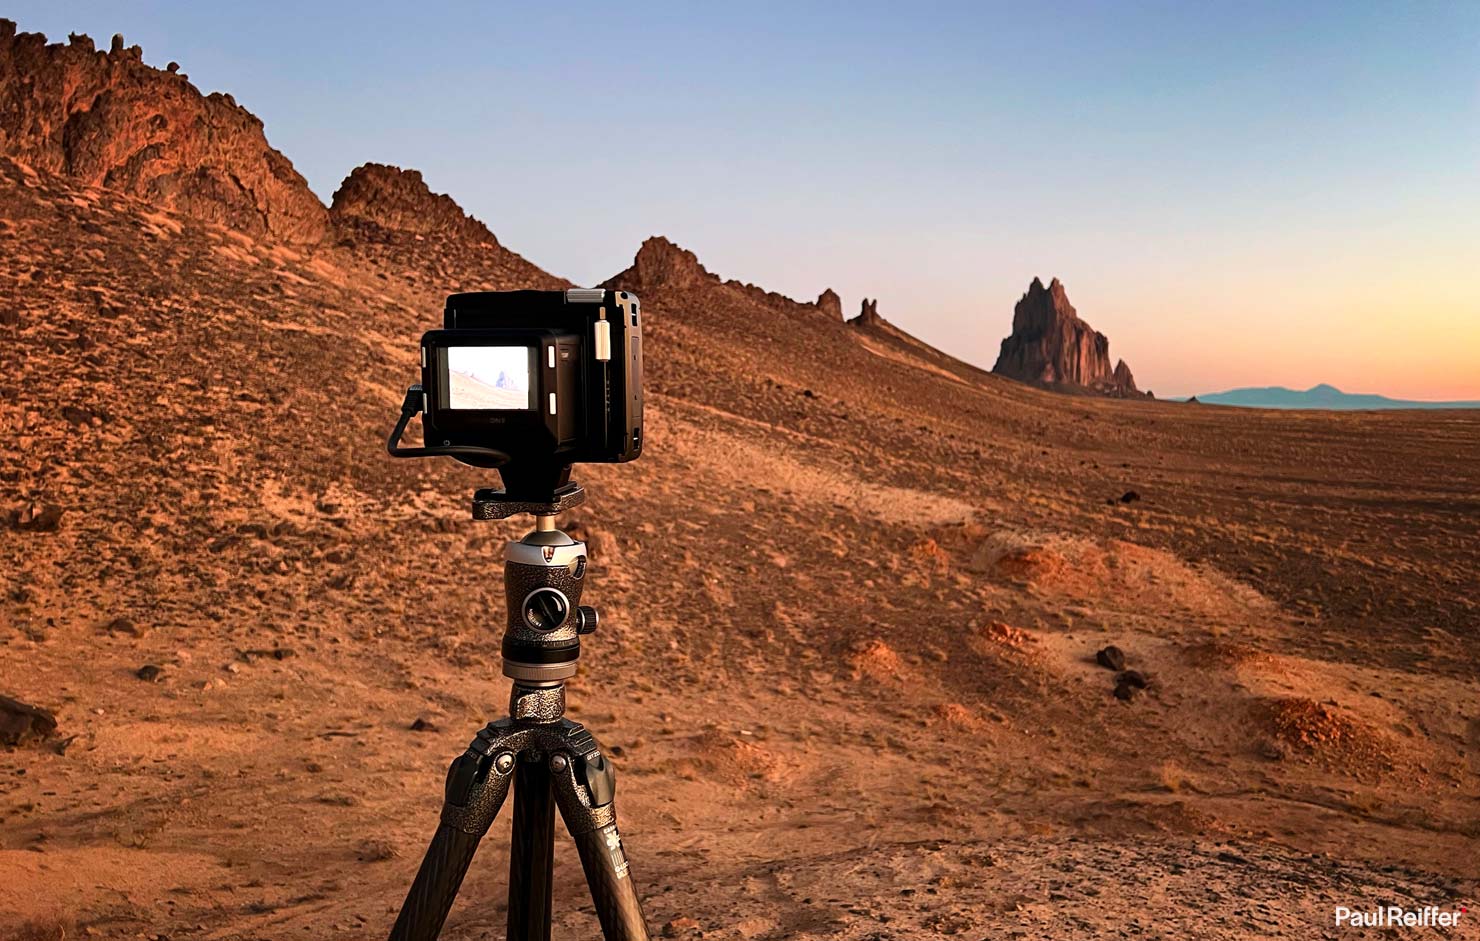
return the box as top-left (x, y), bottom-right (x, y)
top-left (135, 665), bottom-right (164, 683)
top-left (1095, 645), bottom-right (1126, 671)
top-left (1117, 669), bottom-right (1149, 689)
top-left (11, 504), bottom-right (65, 532)
top-left (0, 694), bottom-right (58, 747)
top-left (105, 617), bottom-right (147, 637)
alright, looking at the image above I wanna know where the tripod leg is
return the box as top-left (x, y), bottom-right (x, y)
top-left (507, 758), bottom-right (556, 941)
top-left (551, 747), bottom-right (651, 941)
top-left (389, 728), bottom-right (519, 941)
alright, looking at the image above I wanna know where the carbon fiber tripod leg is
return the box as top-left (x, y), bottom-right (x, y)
top-left (551, 745), bottom-right (651, 940)
top-left (507, 759), bottom-right (557, 941)
top-left (388, 728), bottom-right (518, 941)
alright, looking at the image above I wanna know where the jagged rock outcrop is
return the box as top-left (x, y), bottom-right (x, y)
top-left (815, 288), bottom-right (842, 321)
top-left (850, 298), bottom-right (883, 326)
top-left (1112, 359), bottom-right (1136, 392)
top-left (604, 237), bottom-right (857, 328)
top-left (993, 277), bottom-right (1142, 397)
top-left (329, 163), bottom-right (497, 245)
top-left (0, 21), bottom-right (328, 243)
top-left (604, 236), bottom-right (720, 294)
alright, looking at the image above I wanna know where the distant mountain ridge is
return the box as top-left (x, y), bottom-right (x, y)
top-left (1189, 384), bottom-right (1480, 410)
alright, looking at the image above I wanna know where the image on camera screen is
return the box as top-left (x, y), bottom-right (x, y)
top-left (446, 346), bottom-right (531, 410)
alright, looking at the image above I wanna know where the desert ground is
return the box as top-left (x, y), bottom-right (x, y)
top-left (2, 28), bottom-right (1479, 936)
top-left (2, 154), bottom-right (1477, 940)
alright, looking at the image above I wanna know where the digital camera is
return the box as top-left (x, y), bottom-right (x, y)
top-left (392, 288), bottom-right (644, 500)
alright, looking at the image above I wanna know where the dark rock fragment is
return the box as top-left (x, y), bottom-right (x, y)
top-left (10, 504), bottom-right (65, 532)
top-left (1095, 645), bottom-right (1126, 671)
top-left (0, 695), bottom-right (58, 747)
top-left (105, 617), bottom-right (146, 637)
top-left (1117, 669), bottom-right (1149, 689)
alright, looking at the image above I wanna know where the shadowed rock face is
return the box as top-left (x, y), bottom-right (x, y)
top-left (0, 20), bottom-right (328, 243)
top-left (993, 277), bottom-right (1141, 397)
top-left (330, 163), bottom-right (496, 244)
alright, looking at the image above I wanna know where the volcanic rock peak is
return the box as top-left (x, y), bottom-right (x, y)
top-left (850, 298), bottom-right (884, 326)
top-left (329, 163), bottom-right (498, 245)
top-left (993, 277), bottom-right (1142, 397)
top-left (816, 288), bottom-right (843, 321)
top-left (616, 235), bottom-right (719, 292)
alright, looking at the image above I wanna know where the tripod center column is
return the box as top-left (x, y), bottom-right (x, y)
top-left (510, 681), bottom-right (567, 722)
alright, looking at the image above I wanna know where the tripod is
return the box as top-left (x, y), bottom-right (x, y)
top-left (388, 483), bottom-right (651, 941)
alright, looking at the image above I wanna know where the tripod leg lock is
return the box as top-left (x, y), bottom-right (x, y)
top-left (438, 726), bottom-right (521, 836)
top-left (580, 751), bottom-right (617, 807)
top-left (539, 722), bottom-right (621, 830)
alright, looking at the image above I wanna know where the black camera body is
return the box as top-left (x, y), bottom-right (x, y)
top-left (405, 288), bottom-right (644, 500)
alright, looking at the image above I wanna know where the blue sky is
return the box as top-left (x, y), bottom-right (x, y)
top-left (12, 2), bottom-right (1480, 397)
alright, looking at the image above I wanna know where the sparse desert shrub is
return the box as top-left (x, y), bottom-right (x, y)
top-left (13, 917), bottom-right (76, 941)
top-left (1261, 698), bottom-right (1398, 771)
top-left (1158, 760), bottom-right (1191, 793)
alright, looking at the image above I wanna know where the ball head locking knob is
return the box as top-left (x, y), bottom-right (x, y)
top-left (576, 605), bottom-right (599, 635)
top-left (523, 588), bottom-right (570, 632)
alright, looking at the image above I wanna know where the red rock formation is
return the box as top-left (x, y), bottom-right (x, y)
top-left (605, 236), bottom-right (720, 294)
top-left (993, 277), bottom-right (1141, 397)
top-left (0, 21), bottom-right (328, 243)
top-left (815, 288), bottom-right (842, 321)
top-left (850, 298), bottom-right (883, 326)
top-left (329, 163), bottom-right (496, 245)
top-left (1112, 359), bottom-right (1131, 389)
top-left (325, 162), bottom-right (563, 290)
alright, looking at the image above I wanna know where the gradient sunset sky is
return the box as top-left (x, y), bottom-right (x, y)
top-left (14, 1), bottom-right (1479, 399)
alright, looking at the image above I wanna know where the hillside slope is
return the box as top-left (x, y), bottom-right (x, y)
top-left (2, 26), bottom-right (1478, 941)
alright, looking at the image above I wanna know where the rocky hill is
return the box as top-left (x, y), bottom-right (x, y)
top-left (327, 161), bottom-right (563, 293)
top-left (993, 276), bottom-right (1145, 397)
top-left (605, 235), bottom-right (841, 323)
top-left (0, 21), bottom-right (327, 243)
top-left (2, 23), bottom-right (1477, 941)
top-left (331, 162), bottom-right (495, 244)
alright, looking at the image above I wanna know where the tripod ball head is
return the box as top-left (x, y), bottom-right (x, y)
top-left (502, 526), bottom-right (589, 683)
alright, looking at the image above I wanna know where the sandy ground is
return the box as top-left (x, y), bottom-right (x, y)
top-left (2, 158), bottom-right (1478, 939)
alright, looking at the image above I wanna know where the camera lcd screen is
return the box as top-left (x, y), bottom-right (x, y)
top-left (446, 345), bottom-right (532, 410)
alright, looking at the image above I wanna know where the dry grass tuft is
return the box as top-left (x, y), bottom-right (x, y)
top-left (847, 638), bottom-right (905, 683)
top-left (13, 917), bottom-right (76, 941)
top-left (1158, 761), bottom-right (1192, 793)
top-left (929, 702), bottom-right (983, 729)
